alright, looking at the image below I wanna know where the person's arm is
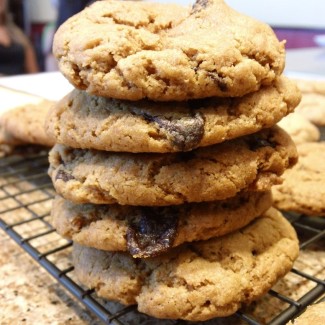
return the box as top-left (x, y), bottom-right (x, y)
top-left (24, 42), bottom-right (39, 73)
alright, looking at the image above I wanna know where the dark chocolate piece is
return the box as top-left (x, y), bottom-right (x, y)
top-left (55, 169), bottom-right (75, 182)
top-left (126, 207), bottom-right (179, 258)
top-left (249, 136), bottom-right (277, 151)
top-left (191, 0), bottom-right (210, 14)
top-left (143, 112), bottom-right (204, 151)
top-left (206, 71), bottom-right (228, 92)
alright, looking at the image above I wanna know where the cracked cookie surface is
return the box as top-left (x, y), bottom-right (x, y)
top-left (51, 191), bottom-right (272, 257)
top-left (45, 76), bottom-right (300, 153)
top-left (53, 0), bottom-right (285, 101)
top-left (272, 142), bottom-right (325, 216)
top-left (48, 126), bottom-right (297, 206)
top-left (72, 207), bottom-right (299, 321)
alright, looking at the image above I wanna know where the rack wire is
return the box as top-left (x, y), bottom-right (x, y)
top-left (0, 149), bottom-right (324, 325)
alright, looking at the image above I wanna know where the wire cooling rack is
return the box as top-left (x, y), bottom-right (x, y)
top-left (0, 149), bottom-right (324, 325)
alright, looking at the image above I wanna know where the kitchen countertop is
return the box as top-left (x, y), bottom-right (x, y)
top-left (0, 233), bottom-right (102, 325)
top-left (0, 157), bottom-right (103, 325)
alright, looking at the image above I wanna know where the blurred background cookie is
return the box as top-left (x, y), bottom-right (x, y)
top-left (0, 100), bottom-right (56, 148)
top-left (287, 301), bottom-right (325, 325)
top-left (277, 112), bottom-right (320, 145)
top-left (273, 142), bottom-right (325, 216)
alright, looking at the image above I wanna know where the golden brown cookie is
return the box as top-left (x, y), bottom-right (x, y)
top-left (295, 92), bottom-right (325, 126)
top-left (0, 125), bottom-right (22, 157)
top-left (45, 76), bottom-right (300, 152)
top-left (72, 208), bottom-right (299, 321)
top-left (0, 100), bottom-right (56, 147)
top-left (53, 0), bottom-right (285, 101)
top-left (48, 126), bottom-right (297, 206)
top-left (272, 142), bottom-right (325, 216)
top-left (293, 78), bottom-right (325, 126)
top-left (277, 112), bottom-right (320, 145)
top-left (287, 302), bottom-right (325, 325)
top-left (51, 191), bottom-right (272, 258)
top-left (295, 78), bottom-right (325, 94)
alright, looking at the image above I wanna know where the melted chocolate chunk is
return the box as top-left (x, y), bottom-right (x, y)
top-left (126, 207), bottom-right (179, 258)
top-left (143, 112), bottom-right (204, 151)
top-left (207, 72), bottom-right (228, 92)
top-left (249, 136), bottom-right (277, 151)
top-left (55, 169), bottom-right (75, 182)
top-left (191, 0), bottom-right (210, 14)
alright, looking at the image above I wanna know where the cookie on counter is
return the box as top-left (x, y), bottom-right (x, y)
top-left (51, 191), bottom-right (272, 258)
top-left (273, 142), bottom-right (325, 216)
top-left (53, 0), bottom-right (285, 101)
top-left (48, 126), bottom-right (297, 206)
top-left (295, 93), bottom-right (325, 126)
top-left (277, 112), bottom-right (320, 145)
top-left (287, 302), bottom-right (325, 325)
top-left (292, 79), bottom-right (325, 126)
top-left (0, 125), bottom-right (23, 157)
top-left (46, 76), bottom-right (300, 153)
top-left (294, 79), bottom-right (325, 95)
top-left (0, 100), bottom-right (56, 147)
top-left (72, 207), bottom-right (299, 321)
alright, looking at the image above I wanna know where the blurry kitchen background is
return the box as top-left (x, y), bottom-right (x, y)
top-left (10, 0), bottom-right (325, 72)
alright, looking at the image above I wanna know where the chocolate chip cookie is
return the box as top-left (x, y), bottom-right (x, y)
top-left (51, 191), bottom-right (272, 258)
top-left (53, 0), bottom-right (285, 101)
top-left (48, 126), bottom-right (297, 206)
top-left (287, 302), bottom-right (325, 325)
top-left (45, 76), bottom-right (300, 152)
top-left (72, 207), bottom-right (299, 321)
top-left (287, 301), bottom-right (325, 325)
top-left (0, 100), bottom-right (56, 147)
top-left (273, 142), bottom-right (325, 216)
top-left (295, 92), bottom-right (325, 126)
top-left (277, 112), bottom-right (320, 145)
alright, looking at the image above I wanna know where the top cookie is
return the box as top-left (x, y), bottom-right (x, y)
top-left (53, 0), bottom-right (285, 101)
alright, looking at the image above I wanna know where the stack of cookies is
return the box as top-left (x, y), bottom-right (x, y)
top-left (46, 0), bottom-right (301, 321)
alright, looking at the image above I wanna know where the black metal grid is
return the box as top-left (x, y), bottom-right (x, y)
top-left (0, 149), bottom-right (324, 325)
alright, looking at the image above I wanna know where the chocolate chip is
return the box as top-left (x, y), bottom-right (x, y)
top-left (249, 136), bottom-right (277, 151)
top-left (207, 71), bottom-right (228, 92)
top-left (126, 207), bottom-right (179, 258)
top-left (143, 112), bottom-right (204, 151)
top-left (191, 0), bottom-right (210, 14)
top-left (55, 169), bottom-right (75, 182)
